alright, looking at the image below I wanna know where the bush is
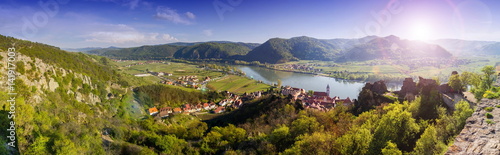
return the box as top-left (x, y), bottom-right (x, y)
top-left (496, 105), bottom-right (500, 108)
top-left (485, 113), bottom-right (493, 119)
top-left (485, 107), bottom-right (494, 112)
top-left (486, 120), bottom-right (495, 125)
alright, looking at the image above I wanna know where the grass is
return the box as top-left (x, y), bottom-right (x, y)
top-left (207, 75), bottom-right (270, 94)
top-left (119, 61), bottom-right (224, 79)
top-left (485, 113), bottom-right (494, 119)
top-left (485, 107), bottom-right (494, 112)
top-left (486, 119), bottom-right (495, 125)
top-left (496, 105), bottom-right (500, 108)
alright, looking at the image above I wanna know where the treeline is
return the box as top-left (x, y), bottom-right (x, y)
top-left (114, 92), bottom-right (473, 154)
top-left (134, 85), bottom-right (226, 108)
top-left (88, 42), bottom-right (257, 60)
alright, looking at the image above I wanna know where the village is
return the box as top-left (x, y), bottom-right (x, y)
top-left (147, 91), bottom-right (263, 118)
top-left (281, 84), bottom-right (354, 111)
top-left (147, 84), bottom-right (353, 119)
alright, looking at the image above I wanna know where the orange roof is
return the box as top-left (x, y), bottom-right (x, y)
top-left (313, 92), bottom-right (328, 97)
top-left (173, 107), bottom-right (182, 112)
top-left (148, 107), bottom-right (159, 114)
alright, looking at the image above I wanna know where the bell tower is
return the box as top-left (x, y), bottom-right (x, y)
top-left (326, 84), bottom-right (330, 97)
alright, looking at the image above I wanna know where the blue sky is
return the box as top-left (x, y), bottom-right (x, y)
top-left (1, 0), bottom-right (500, 48)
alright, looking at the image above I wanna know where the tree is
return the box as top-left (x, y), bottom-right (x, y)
top-left (24, 136), bottom-right (50, 154)
top-left (155, 135), bottom-right (188, 154)
top-left (381, 141), bottom-right (402, 155)
top-left (283, 132), bottom-right (336, 155)
top-left (482, 66), bottom-right (496, 89)
top-left (290, 113), bottom-right (323, 137)
top-left (413, 125), bottom-right (446, 155)
top-left (269, 125), bottom-right (292, 152)
top-left (448, 74), bottom-right (463, 92)
top-left (369, 103), bottom-right (419, 153)
top-left (337, 128), bottom-right (373, 155)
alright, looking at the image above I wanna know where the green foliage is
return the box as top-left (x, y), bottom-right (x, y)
top-left (370, 103), bottom-right (420, 153)
top-left (16, 61), bottom-right (25, 74)
top-left (448, 74), bottom-right (463, 92)
top-left (282, 132), bottom-right (336, 155)
top-left (89, 42), bottom-right (257, 60)
top-left (485, 107), bottom-right (494, 112)
top-left (381, 141), bottom-right (402, 155)
top-left (496, 105), bottom-right (500, 108)
top-left (134, 84), bottom-right (207, 108)
top-left (268, 125), bottom-right (292, 152)
top-left (486, 119), bottom-right (495, 124)
top-left (485, 113), bottom-right (493, 119)
top-left (24, 136), bottom-right (50, 154)
top-left (290, 112), bottom-right (323, 137)
top-left (337, 128), bottom-right (373, 155)
top-left (155, 135), bottom-right (188, 155)
top-left (201, 124), bottom-right (246, 154)
top-left (413, 125), bottom-right (447, 155)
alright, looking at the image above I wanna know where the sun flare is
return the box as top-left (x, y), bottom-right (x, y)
top-left (410, 22), bottom-right (433, 41)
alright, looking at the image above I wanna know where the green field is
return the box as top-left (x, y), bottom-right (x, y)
top-left (119, 61), bottom-right (224, 79)
top-left (277, 56), bottom-right (500, 82)
top-left (207, 75), bottom-right (270, 94)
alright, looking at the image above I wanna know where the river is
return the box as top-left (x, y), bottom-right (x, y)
top-left (236, 65), bottom-right (402, 99)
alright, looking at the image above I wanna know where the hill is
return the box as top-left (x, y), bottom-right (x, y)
top-left (340, 35), bottom-right (452, 62)
top-left (432, 39), bottom-right (497, 56)
top-left (244, 35), bottom-right (452, 63)
top-left (85, 42), bottom-right (260, 60)
top-left (0, 35), bottom-right (139, 154)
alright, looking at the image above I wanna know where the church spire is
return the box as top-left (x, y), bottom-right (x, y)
top-left (326, 84), bottom-right (330, 97)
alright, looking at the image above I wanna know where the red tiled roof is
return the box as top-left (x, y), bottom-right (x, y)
top-left (148, 107), bottom-right (158, 114)
top-left (313, 92), bottom-right (328, 97)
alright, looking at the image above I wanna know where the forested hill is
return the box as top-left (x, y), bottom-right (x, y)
top-left (85, 42), bottom-right (260, 60)
top-left (338, 35), bottom-right (452, 62)
top-left (242, 35), bottom-right (452, 63)
top-left (0, 34), bottom-right (136, 154)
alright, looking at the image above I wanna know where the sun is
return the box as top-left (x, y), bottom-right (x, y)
top-left (409, 22), bottom-right (433, 41)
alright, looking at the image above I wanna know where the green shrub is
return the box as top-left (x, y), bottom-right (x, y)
top-left (485, 113), bottom-right (493, 119)
top-left (496, 105), bottom-right (500, 108)
top-left (485, 107), bottom-right (494, 112)
top-left (486, 120), bottom-right (495, 125)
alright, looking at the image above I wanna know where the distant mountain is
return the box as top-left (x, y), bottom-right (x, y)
top-left (340, 35), bottom-right (452, 62)
top-left (85, 41), bottom-right (260, 60)
top-left (432, 39), bottom-right (496, 56)
top-left (243, 36), bottom-right (378, 63)
top-left (82, 36), bottom-right (474, 63)
top-left (63, 47), bottom-right (106, 52)
top-left (243, 35), bottom-right (452, 63)
top-left (174, 42), bottom-right (257, 59)
top-left (480, 42), bottom-right (500, 55)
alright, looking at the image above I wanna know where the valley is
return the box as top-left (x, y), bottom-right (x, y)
top-left (1, 34), bottom-right (499, 154)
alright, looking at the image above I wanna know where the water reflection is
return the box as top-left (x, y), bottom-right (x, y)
top-left (236, 66), bottom-right (373, 98)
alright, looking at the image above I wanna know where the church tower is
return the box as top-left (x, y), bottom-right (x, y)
top-left (326, 84), bottom-right (330, 97)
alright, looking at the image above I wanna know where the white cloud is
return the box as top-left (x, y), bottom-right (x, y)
top-left (83, 24), bottom-right (178, 44)
top-left (155, 6), bottom-right (195, 25)
top-left (186, 12), bottom-right (196, 19)
top-left (202, 29), bottom-right (213, 37)
top-left (126, 0), bottom-right (140, 9)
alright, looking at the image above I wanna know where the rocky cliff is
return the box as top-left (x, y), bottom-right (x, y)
top-left (0, 52), bottom-right (102, 105)
top-left (447, 99), bottom-right (500, 154)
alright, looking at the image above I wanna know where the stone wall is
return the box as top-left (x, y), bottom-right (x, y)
top-left (447, 99), bottom-right (500, 154)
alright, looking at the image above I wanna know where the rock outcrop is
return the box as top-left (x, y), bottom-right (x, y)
top-left (354, 80), bottom-right (393, 114)
top-left (447, 99), bottom-right (500, 154)
top-left (398, 78), bottom-right (418, 101)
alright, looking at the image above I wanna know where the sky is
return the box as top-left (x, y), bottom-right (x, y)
top-left (1, 0), bottom-right (500, 48)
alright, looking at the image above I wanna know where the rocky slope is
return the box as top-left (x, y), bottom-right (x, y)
top-left (447, 99), bottom-right (500, 154)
